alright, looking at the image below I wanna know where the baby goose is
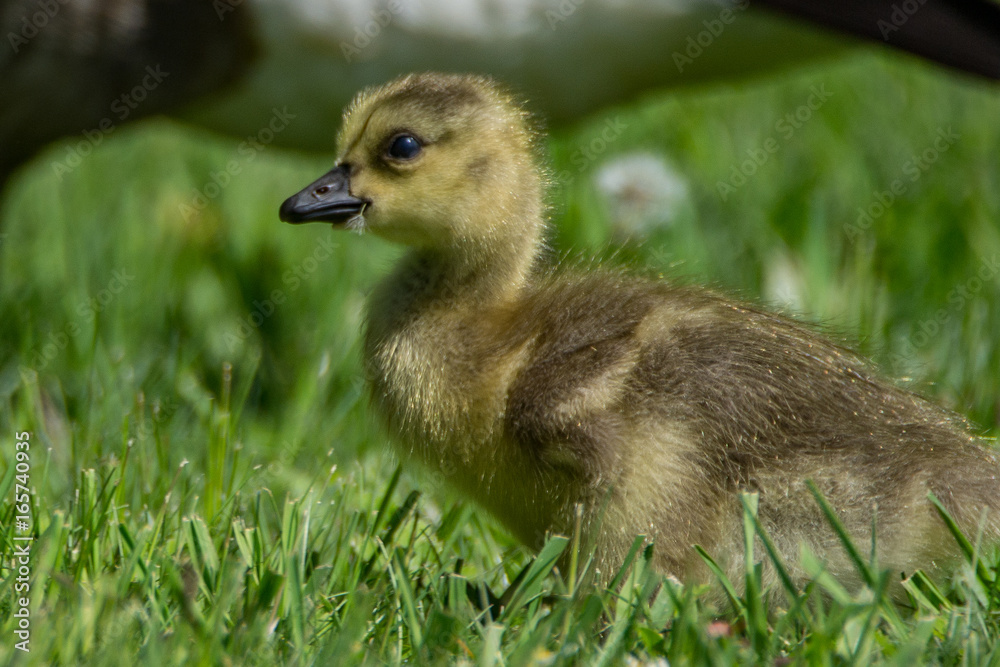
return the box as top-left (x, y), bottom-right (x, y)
top-left (279, 72), bottom-right (1000, 592)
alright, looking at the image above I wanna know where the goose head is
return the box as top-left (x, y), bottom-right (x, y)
top-left (279, 72), bottom-right (545, 258)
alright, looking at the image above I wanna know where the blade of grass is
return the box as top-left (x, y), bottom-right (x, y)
top-left (607, 534), bottom-right (648, 592)
top-left (392, 547), bottom-right (424, 650)
top-left (806, 479), bottom-right (876, 588)
top-left (694, 544), bottom-right (743, 615)
top-left (928, 492), bottom-right (995, 585)
top-left (739, 492), bottom-right (799, 602)
top-left (500, 535), bottom-right (569, 618)
top-left (741, 492), bottom-right (768, 659)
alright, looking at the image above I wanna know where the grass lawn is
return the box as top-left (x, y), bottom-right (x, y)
top-left (1, 50), bottom-right (999, 664)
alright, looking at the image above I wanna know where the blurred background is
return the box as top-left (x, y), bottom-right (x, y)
top-left (0, 0), bottom-right (999, 581)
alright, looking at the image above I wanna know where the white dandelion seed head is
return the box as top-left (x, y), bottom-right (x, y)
top-left (595, 151), bottom-right (691, 239)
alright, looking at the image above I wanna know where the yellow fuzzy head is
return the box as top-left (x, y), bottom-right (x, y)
top-left (341, 72), bottom-right (542, 247)
top-left (280, 73), bottom-right (544, 252)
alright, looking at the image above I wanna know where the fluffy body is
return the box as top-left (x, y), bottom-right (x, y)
top-left (291, 72), bottom-right (1000, 592)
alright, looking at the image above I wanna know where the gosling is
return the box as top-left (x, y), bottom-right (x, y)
top-left (279, 72), bottom-right (1000, 593)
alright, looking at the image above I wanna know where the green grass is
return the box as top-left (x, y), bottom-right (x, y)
top-left (1, 50), bottom-right (1000, 664)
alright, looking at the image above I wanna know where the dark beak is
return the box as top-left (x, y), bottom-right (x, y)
top-left (279, 165), bottom-right (367, 224)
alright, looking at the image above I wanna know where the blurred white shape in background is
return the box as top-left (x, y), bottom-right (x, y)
top-left (287, 0), bottom-right (693, 40)
top-left (595, 151), bottom-right (692, 238)
top-left (763, 249), bottom-right (806, 311)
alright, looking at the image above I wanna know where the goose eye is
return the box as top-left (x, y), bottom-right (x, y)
top-left (387, 134), bottom-right (422, 160)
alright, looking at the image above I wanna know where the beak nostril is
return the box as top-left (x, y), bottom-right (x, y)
top-left (281, 164), bottom-right (361, 224)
